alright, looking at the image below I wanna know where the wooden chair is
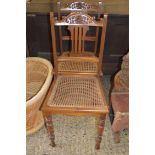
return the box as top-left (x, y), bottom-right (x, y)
top-left (41, 11), bottom-right (109, 150)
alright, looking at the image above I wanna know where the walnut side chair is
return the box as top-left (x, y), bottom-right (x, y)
top-left (41, 11), bottom-right (109, 150)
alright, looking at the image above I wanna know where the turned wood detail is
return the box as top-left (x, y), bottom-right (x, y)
top-left (113, 52), bottom-right (129, 92)
top-left (95, 115), bottom-right (106, 149)
top-left (44, 115), bottom-right (56, 147)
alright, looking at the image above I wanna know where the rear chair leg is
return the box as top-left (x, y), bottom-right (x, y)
top-left (44, 115), bottom-right (56, 147)
top-left (95, 115), bottom-right (106, 150)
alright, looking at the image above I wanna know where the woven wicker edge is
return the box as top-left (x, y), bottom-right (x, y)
top-left (26, 111), bottom-right (44, 136)
top-left (26, 57), bottom-right (53, 107)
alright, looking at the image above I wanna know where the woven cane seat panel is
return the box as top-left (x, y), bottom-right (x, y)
top-left (58, 61), bottom-right (98, 73)
top-left (47, 76), bottom-right (105, 108)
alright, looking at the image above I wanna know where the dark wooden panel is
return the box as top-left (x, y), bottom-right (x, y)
top-left (26, 14), bottom-right (52, 61)
top-left (104, 15), bottom-right (129, 61)
top-left (102, 15), bottom-right (129, 75)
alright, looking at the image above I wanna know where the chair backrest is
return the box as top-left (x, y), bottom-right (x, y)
top-left (56, 0), bottom-right (104, 55)
top-left (50, 12), bottom-right (107, 76)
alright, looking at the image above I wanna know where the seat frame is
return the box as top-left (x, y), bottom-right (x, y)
top-left (41, 11), bottom-right (109, 150)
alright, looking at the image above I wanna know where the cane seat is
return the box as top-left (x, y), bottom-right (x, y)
top-left (47, 75), bottom-right (106, 110)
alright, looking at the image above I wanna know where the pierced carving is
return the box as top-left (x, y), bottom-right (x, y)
top-left (59, 1), bottom-right (98, 11)
top-left (64, 12), bottom-right (96, 25)
top-left (68, 2), bottom-right (91, 10)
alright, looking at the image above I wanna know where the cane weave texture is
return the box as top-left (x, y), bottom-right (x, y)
top-left (47, 75), bottom-right (105, 109)
top-left (26, 61), bottom-right (48, 101)
top-left (26, 57), bottom-right (53, 135)
top-left (58, 61), bottom-right (98, 73)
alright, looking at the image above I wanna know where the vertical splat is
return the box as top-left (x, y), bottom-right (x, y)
top-left (68, 26), bottom-right (89, 55)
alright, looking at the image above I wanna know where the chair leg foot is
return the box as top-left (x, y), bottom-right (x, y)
top-left (113, 131), bottom-right (120, 143)
top-left (95, 136), bottom-right (102, 150)
top-left (50, 141), bottom-right (56, 147)
top-left (44, 115), bottom-right (56, 147)
top-left (95, 115), bottom-right (106, 150)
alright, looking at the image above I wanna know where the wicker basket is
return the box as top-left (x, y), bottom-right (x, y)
top-left (26, 57), bottom-right (53, 135)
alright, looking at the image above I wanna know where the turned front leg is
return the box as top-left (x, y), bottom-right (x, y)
top-left (44, 115), bottom-right (56, 147)
top-left (95, 115), bottom-right (106, 150)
